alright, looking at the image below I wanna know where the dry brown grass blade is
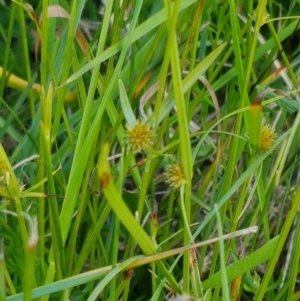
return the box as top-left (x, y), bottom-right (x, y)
top-left (44, 5), bottom-right (91, 56)
top-left (194, 76), bottom-right (222, 200)
top-left (139, 83), bottom-right (159, 120)
top-left (133, 70), bottom-right (155, 99)
top-left (0, 4), bottom-right (93, 102)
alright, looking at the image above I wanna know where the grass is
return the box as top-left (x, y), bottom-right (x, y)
top-left (0, 0), bottom-right (300, 300)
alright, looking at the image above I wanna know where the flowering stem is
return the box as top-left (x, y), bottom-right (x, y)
top-left (164, 0), bottom-right (193, 293)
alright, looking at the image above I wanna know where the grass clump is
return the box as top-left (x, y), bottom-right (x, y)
top-left (0, 0), bottom-right (300, 300)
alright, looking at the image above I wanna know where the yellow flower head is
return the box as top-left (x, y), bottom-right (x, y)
top-left (165, 162), bottom-right (186, 188)
top-left (125, 120), bottom-right (154, 153)
top-left (260, 124), bottom-right (277, 152)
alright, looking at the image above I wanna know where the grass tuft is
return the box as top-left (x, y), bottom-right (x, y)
top-left (0, 1), bottom-right (300, 300)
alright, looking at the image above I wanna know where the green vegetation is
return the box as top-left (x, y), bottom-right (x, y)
top-left (0, 0), bottom-right (300, 300)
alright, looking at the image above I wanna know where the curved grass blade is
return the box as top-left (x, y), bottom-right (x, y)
top-left (62, 0), bottom-right (200, 86)
top-left (86, 257), bottom-right (143, 301)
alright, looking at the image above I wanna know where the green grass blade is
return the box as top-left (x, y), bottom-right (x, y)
top-left (203, 236), bottom-right (279, 289)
